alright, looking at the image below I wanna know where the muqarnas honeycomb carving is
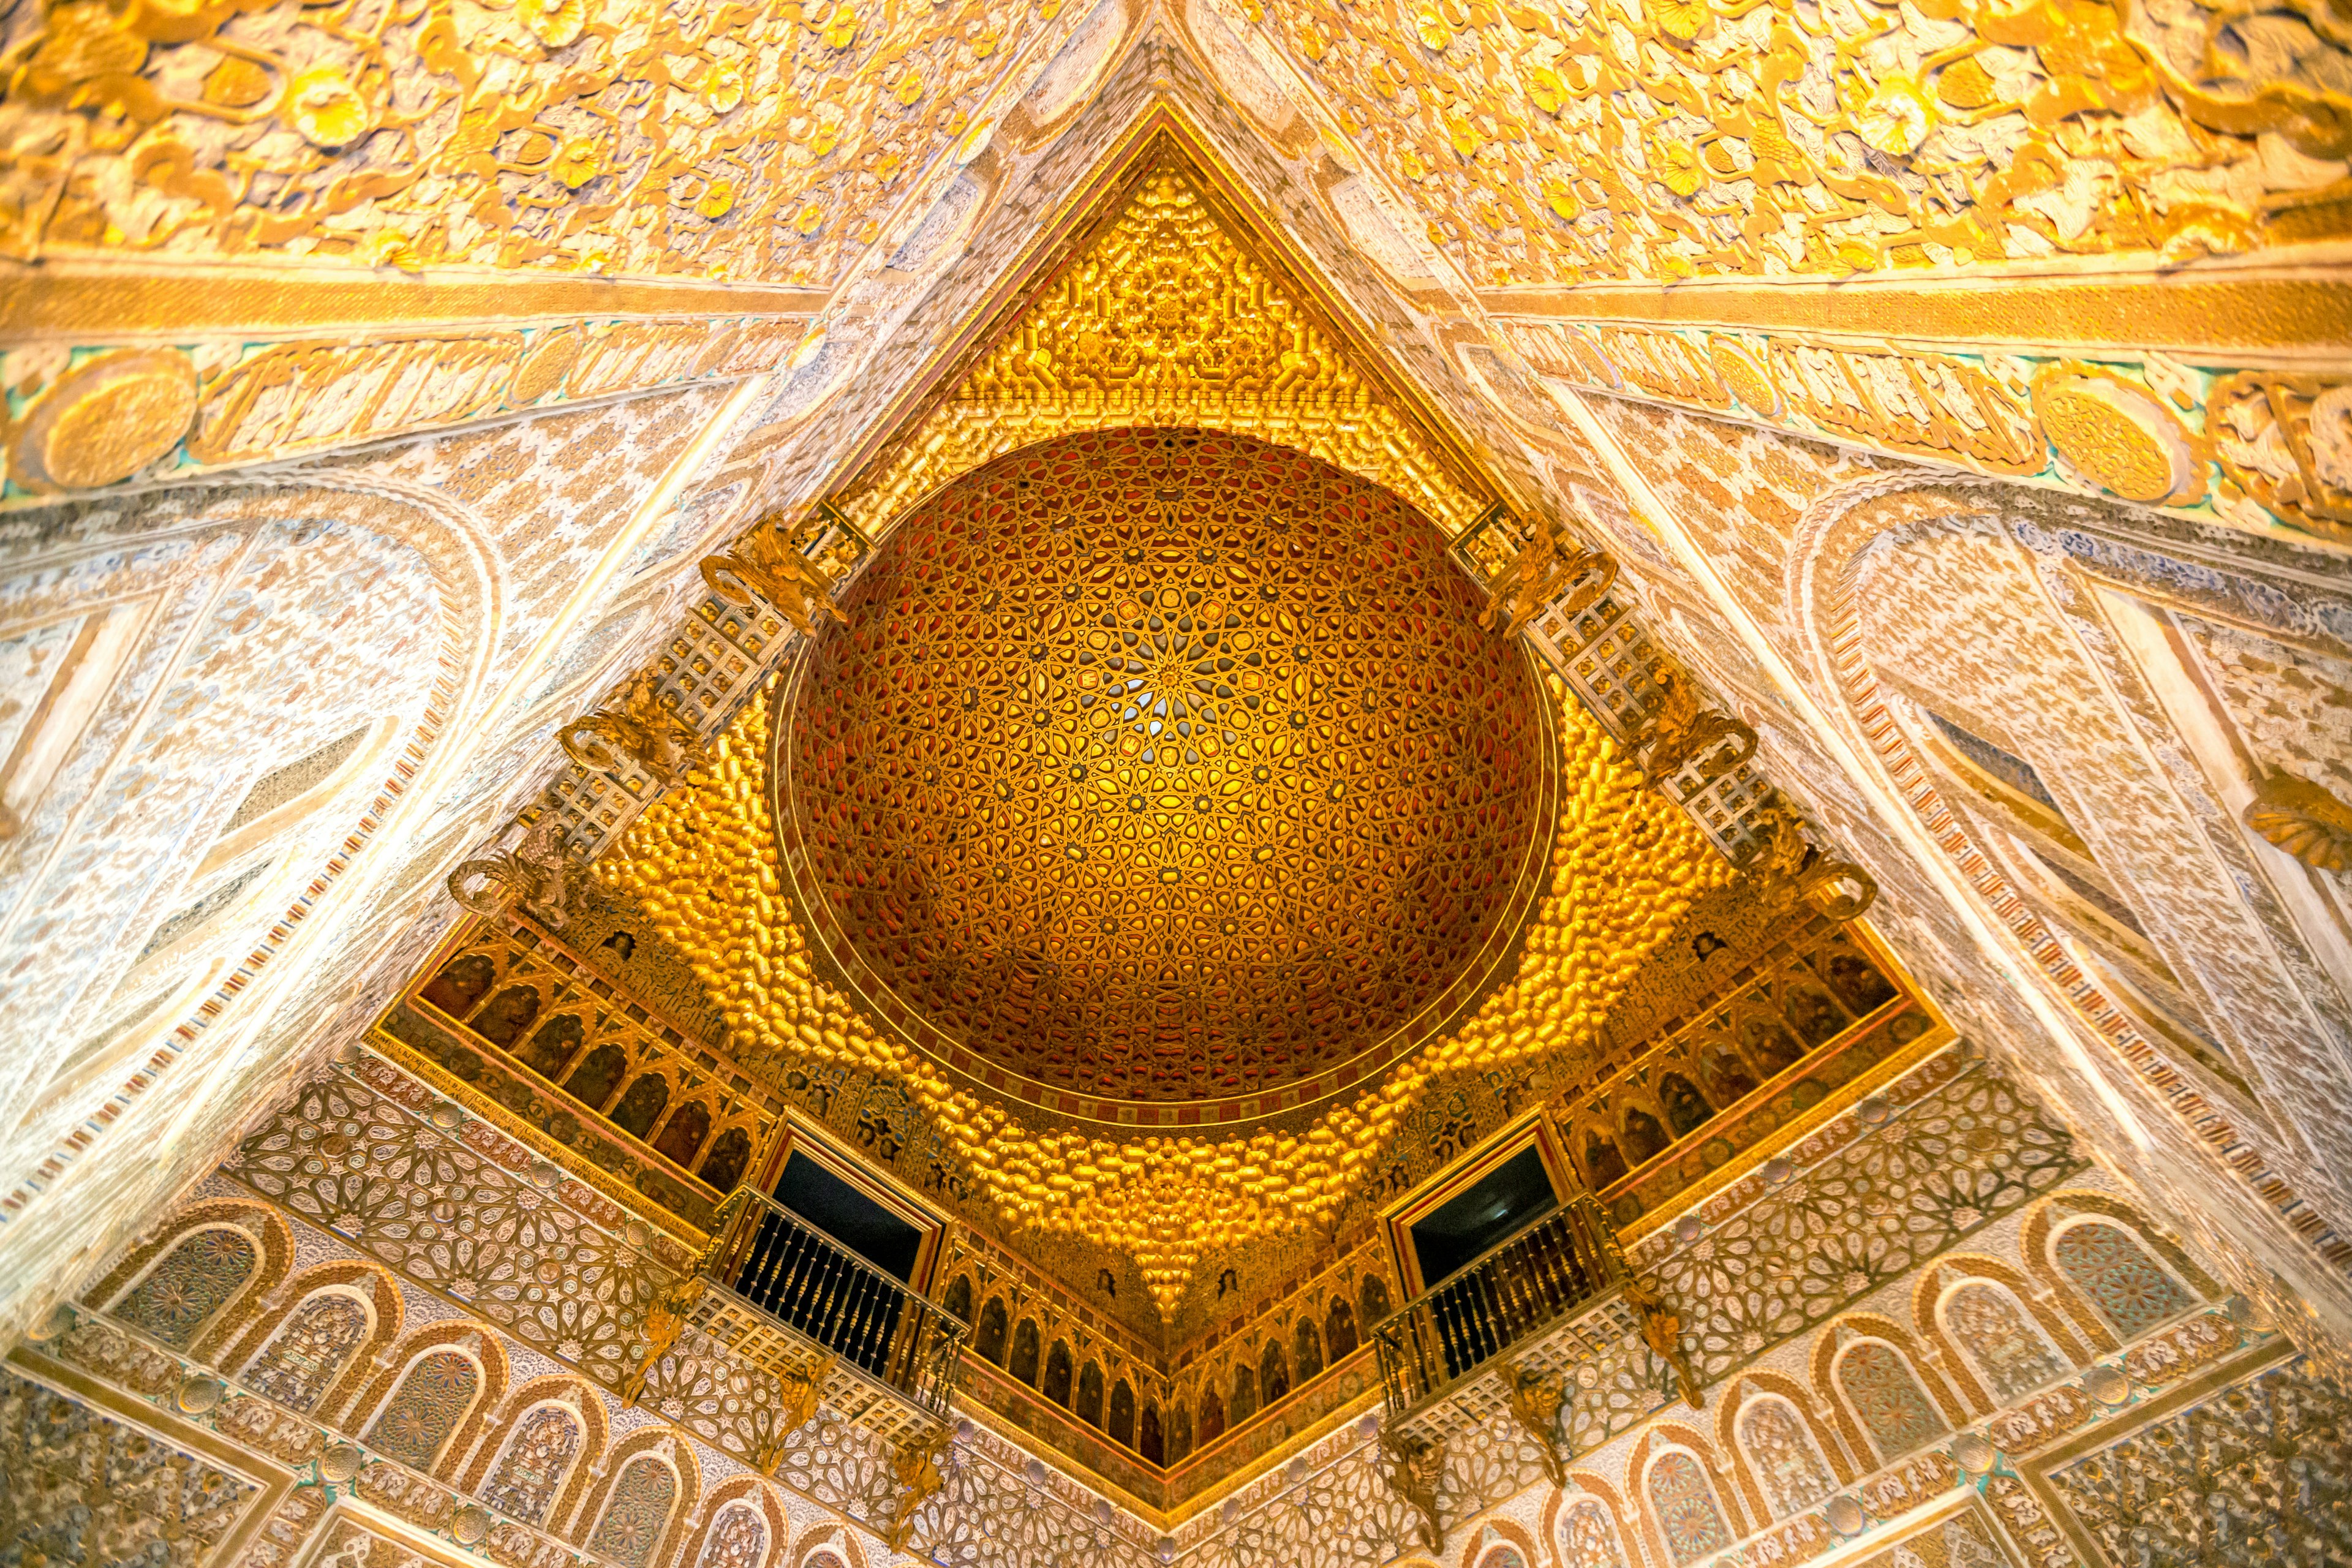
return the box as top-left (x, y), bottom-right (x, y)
top-left (778, 428), bottom-right (1554, 1103)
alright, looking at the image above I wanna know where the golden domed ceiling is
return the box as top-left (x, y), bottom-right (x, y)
top-left (777, 428), bottom-right (1556, 1114)
top-left (594, 131), bottom-right (1737, 1320)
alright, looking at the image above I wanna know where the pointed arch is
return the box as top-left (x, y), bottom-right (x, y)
top-left (1108, 1379), bottom-right (1136, 1446)
top-left (1294, 1316), bottom-right (1324, 1382)
top-left (1261, 1339), bottom-right (1290, 1403)
top-left (1325, 1295), bottom-right (1359, 1360)
top-left (974, 1297), bottom-right (1009, 1364)
top-left (1137, 1399), bottom-right (1162, 1462)
top-left (1042, 1340), bottom-right (1074, 1406)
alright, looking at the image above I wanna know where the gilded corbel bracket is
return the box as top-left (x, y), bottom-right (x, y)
top-left (445, 811), bottom-right (575, 930)
top-left (1624, 1276), bottom-right (1704, 1411)
top-left (1478, 514), bottom-right (1616, 641)
top-left (701, 511), bottom-right (851, 638)
top-left (1744, 796), bottom-right (1878, 922)
top-left (623, 1276), bottom-right (707, 1409)
top-left (1380, 1429), bottom-right (1447, 1551)
top-left (2242, 769), bottom-right (2352, 875)
top-left (1634, 662), bottom-right (1757, 788)
top-left (753, 1352), bottom-right (836, 1469)
top-left (883, 1425), bottom-right (953, 1551)
top-left (1502, 1360), bottom-right (1571, 1488)
top-left (560, 674), bottom-right (701, 783)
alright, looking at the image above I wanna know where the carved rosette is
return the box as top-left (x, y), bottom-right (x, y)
top-left (2243, 771), bottom-right (2352, 875)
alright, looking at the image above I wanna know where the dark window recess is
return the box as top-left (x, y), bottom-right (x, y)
top-left (771, 1152), bottom-right (922, 1281)
top-left (724, 1150), bottom-right (931, 1383)
top-left (1409, 1145), bottom-right (1558, 1290)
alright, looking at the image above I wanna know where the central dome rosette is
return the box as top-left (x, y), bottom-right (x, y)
top-left (774, 428), bottom-right (1556, 1121)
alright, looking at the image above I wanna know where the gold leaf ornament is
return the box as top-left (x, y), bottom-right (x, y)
top-left (1527, 64), bottom-right (1566, 115)
top-left (6, 348), bottom-right (197, 493)
top-left (1934, 56), bottom-right (1999, 109)
top-left (820, 2), bottom-right (858, 48)
top-left (1646, 0), bottom-right (1710, 42)
top-left (703, 61), bottom-right (745, 112)
top-left (2243, 772), bottom-right (2352, 874)
top-left (1415, 4), bottom-right (1454, 50)
top-left (202, 55), bottom-right (274, 108)
top-left (364, 230), bottom-right (423, 272)
top-left (553, 137), bottom-right (603, 187)
top-left (1855, 72), bottom-right (1933, 156)
top-left (697, 178), bottom-right (736, 218)
top-left (20, 3), bottom-right (146, 94)
top-left (518, 0), bottom-right (589, 47)
top-left (284, 64), bottom-right (370, 148)
top-left (2032, 368), bottom-right (2203, 505)
top-left (1654, 137), bottom-right (1703, 196)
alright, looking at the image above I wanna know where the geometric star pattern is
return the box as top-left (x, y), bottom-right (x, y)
top-left (784, 427), bottom-right (1549, 1102)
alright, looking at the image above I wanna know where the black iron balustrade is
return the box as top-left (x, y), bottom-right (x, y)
top-left (1371, 1196), bottom-right (1628, 1427)
top-left (641, 1188), bottom-right (966, 1448)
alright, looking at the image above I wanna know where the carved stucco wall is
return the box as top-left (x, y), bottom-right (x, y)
top-left (0, 380), bottom-right (764, 1341)
top-left (0, 0), bottom-right (2345, 1491)
top-left (14, 1041), bottom-right (2340, 1568)
top-left (1554, 392), bottom-right (2352, 1366)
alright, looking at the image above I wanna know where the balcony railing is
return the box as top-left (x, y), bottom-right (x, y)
top-left (663, 1188), bottom-right (967, 1447)
top-left (1371, 1196), bottom-right (1634, 1444)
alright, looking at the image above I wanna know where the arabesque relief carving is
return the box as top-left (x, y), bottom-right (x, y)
top-left (1, 315), bottom-right (801, 499)
top-left (834, 159), bottom-right (1493, 541)
top-left (2209, 372), bottom-right (2352, 543)
top-left (0, 0), bottom-right (1067, 285)
top-left (1257, 0), bottom-right (2350, 285)
top-left (1504, 321), bottom-right (2351, 538)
